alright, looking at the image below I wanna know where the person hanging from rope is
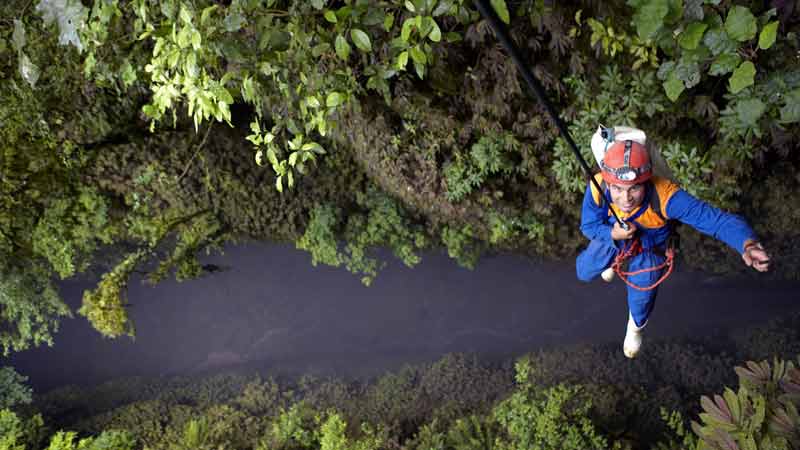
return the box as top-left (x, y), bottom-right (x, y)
top-left (575, 135), bottom-right (771, 359)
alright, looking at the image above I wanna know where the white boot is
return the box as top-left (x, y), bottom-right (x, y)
top-left (601, 267), bottom-right (615, 283)
top-left (623, 313), bottom-right (646, 359)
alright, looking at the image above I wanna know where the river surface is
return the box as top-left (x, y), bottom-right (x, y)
top-left (7, 243), bottom-right (799, 392)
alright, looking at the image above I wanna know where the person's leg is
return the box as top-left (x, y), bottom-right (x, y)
top-left (626, 250), bottom-right (665, 325)
top-left (576, 239), bottom-right (618, 282)
top-left (623, 250), bottom-right (665, 358)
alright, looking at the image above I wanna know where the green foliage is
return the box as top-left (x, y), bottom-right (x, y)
top-left (552, 66), bottom-right (666, 194)
top-left (444, 132), bottom-right (519, 202)
top-left (440, 225), bottom-right (481, 269)
top-left (660, 142), bottom-right (717, 202)
top-left (32, 186), bottom-right (116, 279)
top-left (19, 321), bottom-right (800, 450)
top-left (0, 409), bottom-right (26, 450)
top-left (487, 211), bottom-right (545, 246)
top-left (655, 408), bottom-right (699, 450)
top-left (492, 358), bottom-right (612, 450)
top-left (0, 409), bottom-right (45, 450)
top-left (42, 430), bottom-right (136, 450)
top-left (0, 263), bottom-right (71, 356)
top-left (690, 358), bottom-right (800, 450)
top-left (259, 403), bottom-right (386, 450)
top-left (297, 189), bottom-right (428, 285)
top-left (296, 204), bottom-right (343, 268)
top-left (343, 188), bottom-right (428, 285)
top-left (79, 250), bottom-right (147, 338)
top-left (0, 367), bottom-right (32, 410)
top-left (171, 418), bottom-right (212, 450)
top-left (575, 14), bottom-right (658, 69)
top-left (148, 213), bottom-right (226, 284)
top-left (628, 1), bottom-right (790, 103)
top-left (136, 2), bottom-right (235, 131)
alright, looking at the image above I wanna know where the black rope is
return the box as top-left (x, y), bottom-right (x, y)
top-left (471, 0), bottom-right (627, 229)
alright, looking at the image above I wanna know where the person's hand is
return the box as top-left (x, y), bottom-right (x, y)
top-left (742, 241), bottom-right (770, 272)
top-left (611, 221), bottom-right (636, 241)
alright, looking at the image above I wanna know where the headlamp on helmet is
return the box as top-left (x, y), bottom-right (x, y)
top-left (600, 140), bottom-right (652, 185)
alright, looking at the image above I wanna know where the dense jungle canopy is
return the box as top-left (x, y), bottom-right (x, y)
top-left (0, 0), bottom-right (799, 354)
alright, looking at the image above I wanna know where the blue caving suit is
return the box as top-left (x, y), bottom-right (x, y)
top-left (576, 173), bottom-right (757, 328)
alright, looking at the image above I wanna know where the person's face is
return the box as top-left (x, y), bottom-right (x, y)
top-left (609, 183), bottom-right (645, 213)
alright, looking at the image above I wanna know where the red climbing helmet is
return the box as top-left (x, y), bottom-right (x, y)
top-left (600, 140), bottom-right (652, 185)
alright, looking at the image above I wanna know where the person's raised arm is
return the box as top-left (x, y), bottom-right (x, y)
top-left (665, 189), bottom-right (770, 272)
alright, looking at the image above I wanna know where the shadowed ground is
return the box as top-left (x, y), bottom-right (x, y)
top-left (8, 243), bottom-right (799, 392)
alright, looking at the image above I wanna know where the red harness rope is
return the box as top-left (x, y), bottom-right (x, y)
top-left (612, 237), bottom-right (675, 291)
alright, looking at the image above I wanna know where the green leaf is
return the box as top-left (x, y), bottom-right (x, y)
top-left (276, 176), bottom-right (283, 193)
top-left (656, 60), bottom-right (676, 80)
top-left (428, 19), bottom-right (441, 42)
top-left (401, 18), bottom-right (414, 42)
top-left (414, 60), bottom-right (425, 79)
top-left (335, 34), bottom-right (351, 60)
top-left (384, 13), bottom-right (394, 31)
top-left (224, 12), bottom-right (245, 32)
top-left (708, 52), bottom-right (740, 76)
top-left (703, 27), bottom-right (737, 55)
top-left (12, 19), bottom-right (26, 52)
top-left (289, 152), bottom-right (298, 166)
top-left (728, 61), bottom-right (755, 94)
top-left (311, 0), bottom-right (325, 10)
top-left (665, 0), bottom-right (683, 23)
top-left (326, 92), bottom-right (344, 107)
top-left (684, 0), bottom-right (704, 21)
top-left (490, 0), bottom-right (510, 24)
top-left (678, 22), bottom-right (708, 50)
top-left (725, 6), bottom-right (757, 42)
top-left (267, 148), bottom-right (278, 166)
top-left (303, 142), bottom-right (326, 154)
top-left (200, 5), bottom-right (218, 26)
top-left (350, 29), bottom-right (372, 52)
top-left (121, 60), bottom-right (137, 87)
top-left (779, 89), bottom-right (800, 123)
top-left (409, 45), bottom-right (427, 64)
top-left (758, 21), bottom-right (778, 50)
top-left (445, 32), bottom-right (462, 42)
top-left (663, 72), bottom-right (685, 101)
top-left (396, 50), bottom-right (409, 69)
top-left (736, 98), bottom-right (765, 126)
top-left (433, 0), bottom-right (453, 17)
top-left (405, 0), bottom-right (415, 12)
top-left (674, 58), bottom-right (701, 88)
top-left (633, 0), bottom-right (668, 40)
top-left (324, 9), bottom-right (337, 23)
top-left (311, 42), bottom-right (330, 57)
top-left (191, 29), bottom-right (202, 49)
top-left (213, 86), bottom-right (234, 104)
top-left (179, 5), bottom-right (192, 23)
top-left (306, 96), bottom-right (321, 108)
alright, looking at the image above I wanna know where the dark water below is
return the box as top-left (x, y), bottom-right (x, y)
top-left (7, 243), bottom-right (799, 393)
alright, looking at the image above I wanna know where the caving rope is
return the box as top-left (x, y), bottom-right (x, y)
top-left (613, 238), bottom-right (675, 291)
top-left (472, 0), bottom-right (676, 290)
